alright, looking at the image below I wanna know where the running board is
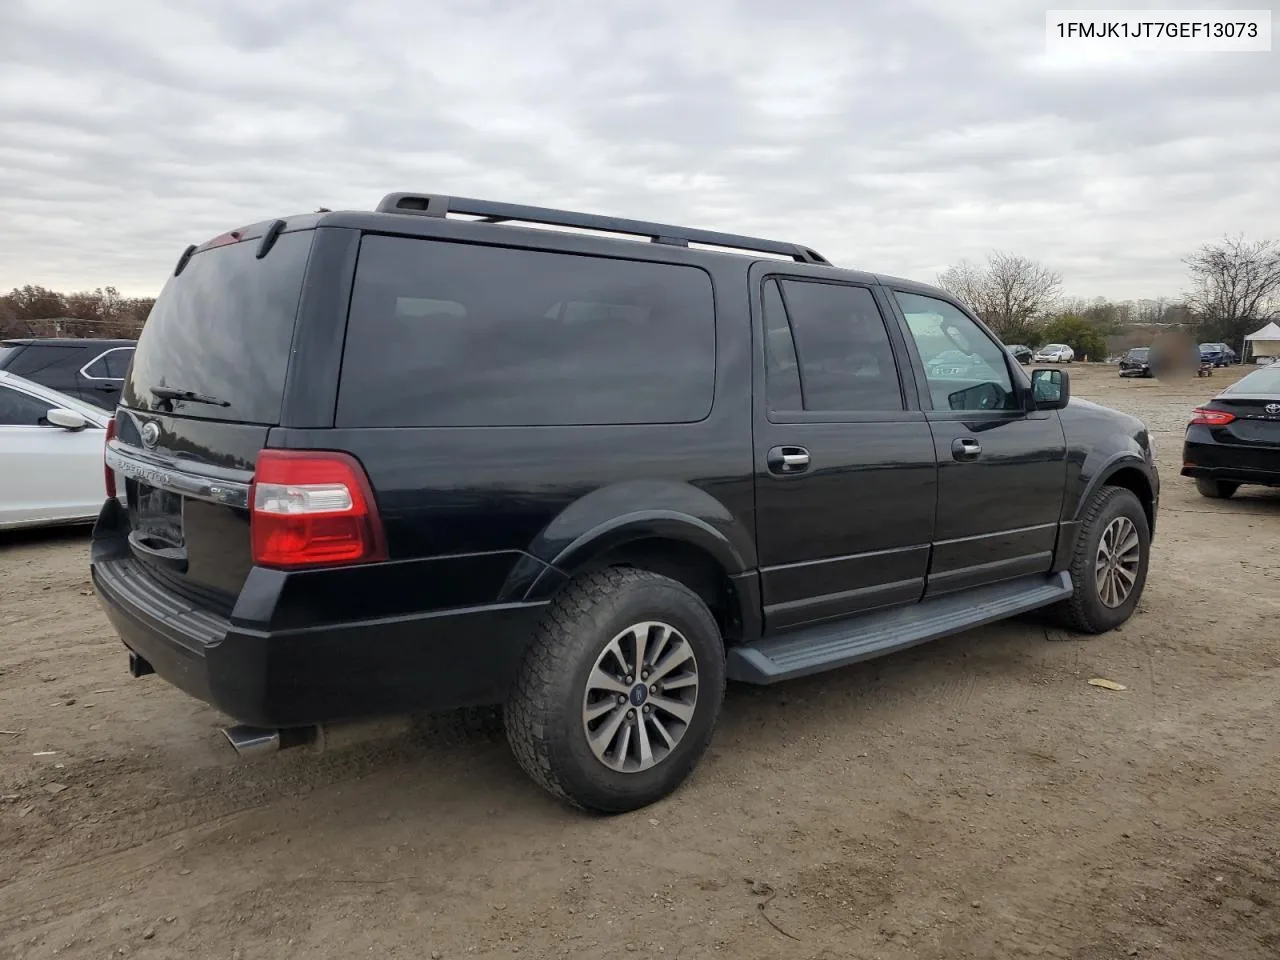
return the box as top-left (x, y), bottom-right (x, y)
top-left (727, 572), bottom-right (1073, 684)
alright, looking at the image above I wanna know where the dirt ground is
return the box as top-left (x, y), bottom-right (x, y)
top-left (2, 364), bottom-right (1278, 960)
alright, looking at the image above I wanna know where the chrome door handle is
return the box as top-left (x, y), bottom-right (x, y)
top-left (767, 445), bottom-right (810, 474)
top-left (952, 438), bottom-right (981, 461)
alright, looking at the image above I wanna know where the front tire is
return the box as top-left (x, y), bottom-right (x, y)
top-left (1196, 478), bottom-right (1239, 499)
top-left (505, 568), bottom-right (726, 813)
top-left (1053, 486), bottom-right (1150, 635)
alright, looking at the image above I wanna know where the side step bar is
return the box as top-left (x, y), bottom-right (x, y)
top-left (727, 572), bottom-right (1073, 684)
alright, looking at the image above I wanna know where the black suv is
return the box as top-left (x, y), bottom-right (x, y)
top-left (1119, 347), bottom-right (1152, 377)
top-left (0, 337), bottom-right (136, 410)
top-left (91, 193), bottom-right (1160, 812)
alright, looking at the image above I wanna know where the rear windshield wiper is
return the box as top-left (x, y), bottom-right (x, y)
top-left (150, 386), bottom-right (231, 408)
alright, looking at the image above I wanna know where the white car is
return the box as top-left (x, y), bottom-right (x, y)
top-left (1033, 343), bottom-right (1075, 363)
top-left (0, 370), bottom-right (111, 530)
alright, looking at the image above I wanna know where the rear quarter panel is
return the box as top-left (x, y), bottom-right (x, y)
top-left (270, 227), bottom-right (757, 612)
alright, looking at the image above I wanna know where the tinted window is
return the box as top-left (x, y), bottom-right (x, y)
top-left (771, 279), bottom-right (902, 412)
top-left (895, 291), bottom-right (1018, 412)
top-left (338, 236), bottom-right (716, 427)
top-left (122, 231), bottom-right (313, 424)
top-left (3, 345), bottom-right (76, 379)
top-left (762, 279), bottom-right (802, 411)
top-left (0, 384), bottom-right (52, 426)
top-left (84, 347), bottom-right (133, 379)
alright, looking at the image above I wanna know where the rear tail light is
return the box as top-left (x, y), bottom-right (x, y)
top-left (250, 450), bottom-right (387, 569)
top-left (1190, 408), bottom-right (1235, 426)
top-left (104, 417), bottom-right (117, 498)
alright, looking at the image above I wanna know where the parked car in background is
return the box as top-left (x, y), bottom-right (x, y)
top-left (0, 338), bottom-right (136, 411)
top-left (1198, 342), bottom-right (1237, 367)
top-left (1119, 347), bottom-right (1152, 378)
top-left (1033, 343), bottom-right (1075, 363)
top-left (1004, 343), bottom-right (1033, 364)
top-left (0, 371), bottom-right (112, 530)
top-left (1182, 364), bottom-right (1280, 499)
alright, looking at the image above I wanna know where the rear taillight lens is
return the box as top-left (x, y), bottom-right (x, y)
top-left (1190, 408), bottom-right (1235, 426)
top-left (250, 450), bottom-right (387, 569)
top-left (104, 417), bottom-right (117, 498)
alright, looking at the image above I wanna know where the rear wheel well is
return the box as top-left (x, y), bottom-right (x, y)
top-left (1102, 466), bottom-right (1155, 530)
top-left (580, 538), bottom-right (741, 645)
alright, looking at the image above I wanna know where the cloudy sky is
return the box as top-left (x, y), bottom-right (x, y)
top-left (1, 0), bottom-right (1276, 301)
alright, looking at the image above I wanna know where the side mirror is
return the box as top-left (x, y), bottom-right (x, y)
top-left (1031, 368), bottom-right (1070, 410)
top-left (45, 408), bottom-right (89, 431)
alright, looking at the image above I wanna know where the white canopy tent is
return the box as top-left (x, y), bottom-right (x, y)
top-left (1243, 321), bottom-right (1280, 364)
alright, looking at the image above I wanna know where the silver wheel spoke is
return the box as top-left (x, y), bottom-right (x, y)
top-left (584, 697), bottom-right (619, 722)
top-left (1114, 563), bottom-right (1137, 586)
top-left (589, 667), bottom-right (629, 697)
top-left (631, 625), bottom-right (650, 677)
top-left (649, 641), bottom-right (694, 684)
top-left (650, 715), bottom-right (677, 749)
top-left (588, 705), bottom-right (630, 762)
top-left (635, 716), bottom-right (654, 767)
top-left (659, 673), bottom-right (697, 691)
top-left (1116, 528), bottom-right (1139, 557)
top-left (649, 695), bottom-right (695, 725)
top-left (615, 719), bottom-right (633, 766)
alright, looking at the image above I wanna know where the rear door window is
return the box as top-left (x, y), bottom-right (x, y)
top-left (122, 230), bottom-right (313, 424)
top-left (83, 347), bottom-right (134, 380)
top-left (337, 236), bottom-right (717, 427)
top-left (767, 278), bottom-right (904, 413)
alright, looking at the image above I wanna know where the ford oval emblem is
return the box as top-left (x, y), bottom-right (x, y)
top-left (141, 421), bottom-right (160, 448)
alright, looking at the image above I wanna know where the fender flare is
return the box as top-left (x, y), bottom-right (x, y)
top-left (525, 509), bottom-right (750, 602)
top-left (1073, 453), bottom-right (1155, 522)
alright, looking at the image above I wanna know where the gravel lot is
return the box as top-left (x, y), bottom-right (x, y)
top-left (2, 364), bottom-right (1278, 960)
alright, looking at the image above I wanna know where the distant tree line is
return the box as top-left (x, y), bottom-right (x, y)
top-left (0, 285), bottom-right (154, 340)
top-left (938, 235), bottom-right (1280, 361)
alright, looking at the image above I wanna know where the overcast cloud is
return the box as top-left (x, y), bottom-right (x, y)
top-left (1, 0), bottom-right (1277, 300)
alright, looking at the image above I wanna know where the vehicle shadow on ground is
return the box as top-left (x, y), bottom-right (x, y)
top-left (178, 616), bottom-right (1066, 826)
top-left (0, 524), bottom-right (92, 550)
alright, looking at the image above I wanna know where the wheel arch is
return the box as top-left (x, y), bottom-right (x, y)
top-left (525, 513), bottom-right (760, 646)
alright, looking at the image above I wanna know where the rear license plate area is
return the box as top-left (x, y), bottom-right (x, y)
top-left (129, 483), bottom-right (186, 548)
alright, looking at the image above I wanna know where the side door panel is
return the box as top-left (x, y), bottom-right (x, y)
top-left (751, 267), bottom-right (937, 632)
top-left (883, 287), bottom-right (1068, 596)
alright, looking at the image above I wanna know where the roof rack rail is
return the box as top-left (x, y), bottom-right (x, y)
top-left (374, 192), bottom-right (830, 265)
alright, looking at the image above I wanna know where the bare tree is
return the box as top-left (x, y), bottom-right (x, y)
top-left (1184, 234), bottom-right (1280, 350)
top-left (938, 251), bottom-right (1062, 342)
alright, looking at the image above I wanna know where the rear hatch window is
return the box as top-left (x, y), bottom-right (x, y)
top-left (122, 230), bottom-right (313, 424)
top-left (110, 228), bottom-right (314, 604)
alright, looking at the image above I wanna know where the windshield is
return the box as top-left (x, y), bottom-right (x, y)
top-left (122, 230), bottom-right (313, 424)
top-left (1129, 348), bottom-right (1149, 358)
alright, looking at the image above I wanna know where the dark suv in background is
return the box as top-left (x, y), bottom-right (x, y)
top-left (91, 193), bottom-right (1159, 812)
top-left (0, 337), bottom-right (136, 410)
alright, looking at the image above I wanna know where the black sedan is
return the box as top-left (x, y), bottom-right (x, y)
top-left (1181, 364), bottom-right (1280, 498)
top-left (1004, 343), bottom-right (1033, 364)
top-left (1118, 347), bottom-right (1152, 377)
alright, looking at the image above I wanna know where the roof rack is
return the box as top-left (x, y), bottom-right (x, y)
top-left (374, 192), bottom-right (830, 265)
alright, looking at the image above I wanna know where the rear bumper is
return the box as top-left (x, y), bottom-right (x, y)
top-left (1181, 436), bottom-right (1280, 487)
top-left (90, 513), bottom-right (547, 729)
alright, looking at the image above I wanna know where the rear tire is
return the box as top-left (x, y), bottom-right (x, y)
top-left (1196, 478), bottom-right (1239, 499)
top-left (504, 567), bottom-right (726, 813)
top-left (1052, 486), bottom-right (1150, 635)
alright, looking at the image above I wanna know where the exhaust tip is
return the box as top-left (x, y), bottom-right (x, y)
top-left (221, 725), bottom-right (281, 758)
